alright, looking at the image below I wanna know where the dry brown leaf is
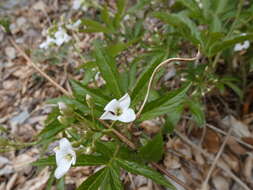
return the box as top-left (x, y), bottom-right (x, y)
top-left (173, 138), bottom-right (192, 159)
top-left (6, 173), bottom-right (18, 190)
top-left (241, 137), bottom-right (253, 146)
top-left (163, 153), bottom-right (181, 169)
top-left (139, 120), bottom-right (161, 135)
top-left (203, 129), bottom-right (220, 153)
top-left (222, 116), bottom-right (251, 137)
top-left (221, 153), bottom-right (240, 172)
top-left (212, 175), bottom-right (229, 190)
top-left (12, 149), bottom-right (38, 172)
top-left (243, 154), bottom-right (253, 183)
top-left (0, 156), bottom-right (10, 168)
top-left (200, 183), bottom-right (210, 190)
top-left (227, 137), bottom-right (247, 155)
top-left (18, 167), bottom-right (49, 190)
top-left (0, 165), bottom-right (14, 176)
top-left (0, 183), bottom-right (6, 190)
top-left (193, 149), bottom-right (205, 165)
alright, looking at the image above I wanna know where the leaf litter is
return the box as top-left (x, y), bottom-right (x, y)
top-left (0, 0), bottom-right (253, 190)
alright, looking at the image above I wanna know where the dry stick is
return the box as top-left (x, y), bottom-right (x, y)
top-left (201, 127), bottom-right (232, 189)
top-left (99, 120), bottom-right (137, 150)
top-left (136, 50), bottom-right (201, 118)
top-left (174, 129), bottom-right (251, 190)
top-left (206, 123), bottom-right (253, 150)
top-left (9, 38), bottom-right (72, 97)
top-left (151, 162), bottom-right (192, 190)
top-left (12, 39), bottom-right (191, 190)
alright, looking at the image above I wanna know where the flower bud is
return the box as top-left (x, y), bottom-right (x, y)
top-left (86, 94), bottom-right (93, 108)
top-left (58, 102), bottom-right (67, 115)
top-left (85, 146), bottom-right (92, 154)
top-left (57, 115), bottom-right (68, 125)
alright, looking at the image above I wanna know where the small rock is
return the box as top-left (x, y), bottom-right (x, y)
top-left (33, 1), bottom-right (46, 11)
top-left (15, 37), bottom-right (24, 44)
top-left (0, 156), bottom-right (9, 168)
top-left (9, 23), bottom-right (19, 34)
top-left (10, 110), bottom-right (30, 125)
top-left (5, 47), bottom-right (16, 60)
top-left (16, 17), bottom-right (27, 27)
top-left (0, 165), bottom-right (14, 176)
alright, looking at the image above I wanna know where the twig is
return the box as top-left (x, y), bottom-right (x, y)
top-left (151, 162), bottom-right (193, 190)
top-left (99, 120), bottom-right (137, 150)
top-left (206, 124), bottom-right (253, 150)
top-left (175, 129), bottom-right (251, 190)
top-left (201, 128), bottom-right (232, 189)
top-left (9, 38), bottom-right (72, 97)
top-left (136, 50), bottom-right (201, 118)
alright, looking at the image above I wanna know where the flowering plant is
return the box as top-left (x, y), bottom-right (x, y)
top-left (4, 0), bottom-right (252, 189)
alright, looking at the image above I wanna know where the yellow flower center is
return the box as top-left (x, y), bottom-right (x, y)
top-left (115, 107), bottom-right (123, 116)
top-left (65, 154), bottom-right (73, 161)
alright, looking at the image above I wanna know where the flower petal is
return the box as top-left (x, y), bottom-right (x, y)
top-left (119, 93), bottom-right (130, 109)
top-left (59, 138), bottom-right (72, 151)
top-left (100, 111), bottom-right (117, 121)
top-left (117, 108), bottom-right (136, 123)
top-left (54, 158), bottom-right (72, 179)
top-left (104, 99), bottom-right (119, 112)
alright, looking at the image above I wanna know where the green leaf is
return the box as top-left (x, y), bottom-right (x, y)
top-left (127, 0), bottom-right (152, 14)
top-left (215, 0), bottom-right (229, 14)
top-left (114, 0), bottom-right (126, 28)
top-left (153, 12), bottom-right (201, 45)
top-left (101, 6), bottom-right (114, 31)
top-left (76, 154), bottom-right (108, 166)
top-left (38, 119), bottom-right (66, 140)
top-left (164, 106), bottom-right (183, 134)
top-left (139, 132), bottom-right (164, 162)
top-left (186, 99), bottom-right (205, 126)
top-left (46, 96), bottom-right (89, 115)
top-left (116, 159), bottom-right (175, 189)
top-left (93, 41), bottom-right (122, 98)
top-left (131, 54), bottom-right (164, 105)
top-left (101, 162), bottom-right (123, 190)
top-left (109, 162), bottom-right (123, 190)
top-left (82, 19), bottom-right (113, 34)
top-left (95, 141), bottom-right (114, 159)
top-left (224, 81), bottom-right (243, 100)
top-left (140, 83), bottom-right (191, 120)
top-left (56, 178), bottom-right (65, 190)
top-left (177, 0), bottom-right (201, 15)
top-left (77, 168), bottom-right (109, 190)
top-left (70, 80), bottom-right (109, 106)
top-left (107, 42), bottom-right (128, 57)
top-left (46, 171), bottom-right (55, 190)
top-left (0, 18), bottom-right (10, 32)
top-left (32, 156), bottom-right (55, 166)
top-left (209, 34), bottom-right (253, 55)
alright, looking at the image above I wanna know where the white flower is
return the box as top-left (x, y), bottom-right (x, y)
top-left (54, 138), bottom-right (76, 179)
top-left (39, 36), bottom-right (55, 49)
top-left (54, 27), bottom-right (71, 46)
top-left (234, 41), bottom-right (250, 51)
top-left (100, 93), bottom-right (136, 123)
top-left (39, 27), bottom-right (71, 49)
top-left (58, 102), bottom-right (67, 114)
top-left (195, 0), bottom-right (203, 8)
top-left (66, 19), bottom-right (81, 30)
top-left (234, 33), bottom-right (250, 52)
top-left (72, 0), bottom-right (87, 11)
